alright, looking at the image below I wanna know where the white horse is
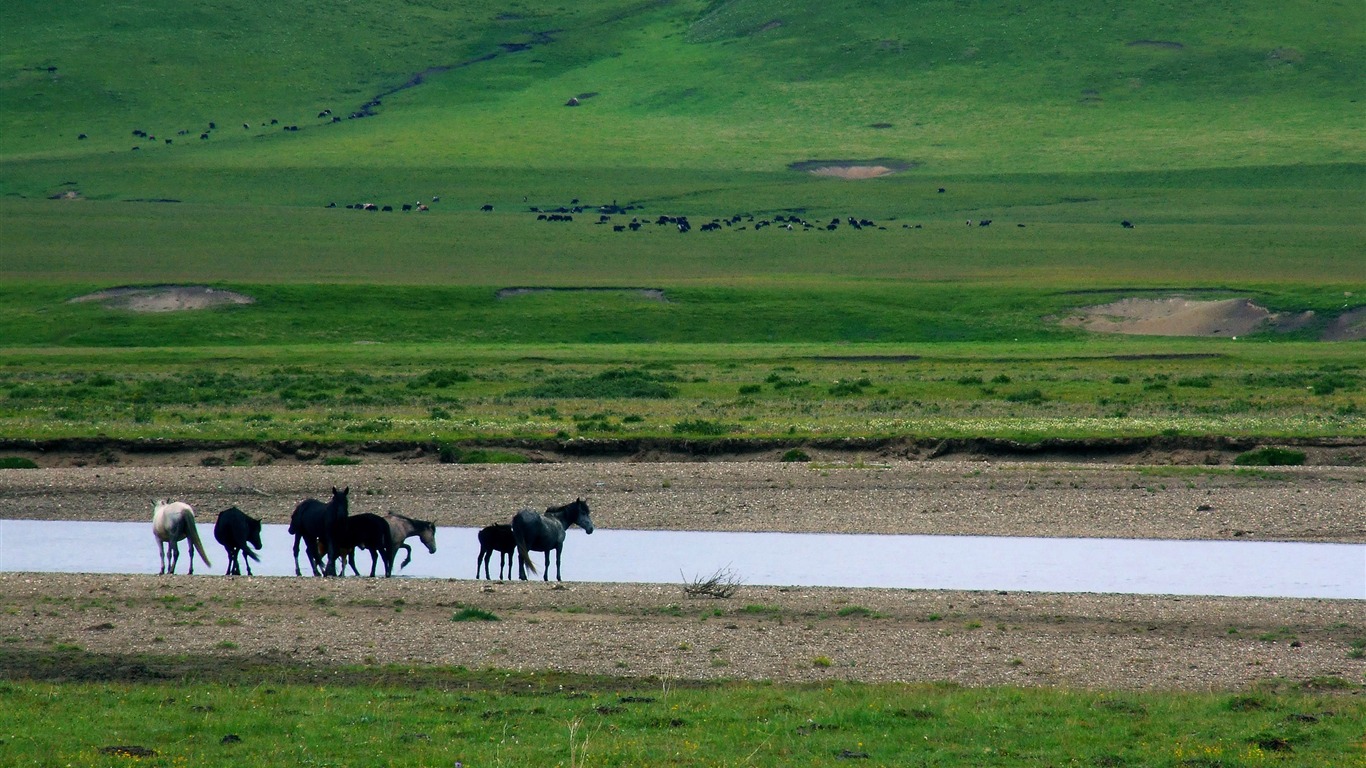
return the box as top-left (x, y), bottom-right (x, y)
top-left (152, 499), bottom-right (212, 575)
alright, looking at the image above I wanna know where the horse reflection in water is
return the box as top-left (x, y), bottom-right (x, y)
top-left (511, 498), bottom-right (594, 581)
top-left (152, 499), bottom-right (212, 575)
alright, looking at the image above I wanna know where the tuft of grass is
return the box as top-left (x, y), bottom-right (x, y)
top-left (1234, 447), bottom-right (1307, 466)
top-left (452, 607), bottom-right (499, 622)
top-left (0, 457), bottom-right (39, 469)
top-left (322, 456), bottom-right (362, 466)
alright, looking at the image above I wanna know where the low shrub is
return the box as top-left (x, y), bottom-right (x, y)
top-left (0, 457), bottom-right (38, 469)
top-left (452, 607), bottom-right (499, 622)
top-left (1233, 447), bottom-right (1306, 466)
top-left (781, 448), bottom-right (810, 462)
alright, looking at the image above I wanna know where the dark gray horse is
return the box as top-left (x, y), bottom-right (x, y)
top-left (476, 523), bottom-right (516, 580)
top-left (213, 506), bottom-right (262, 576)
top-left (288, 486), bottom-right (349, 576)
top-left (385, 513), bottom-right (437, 570)
top-left (511, 498), bottom-right (594, 581)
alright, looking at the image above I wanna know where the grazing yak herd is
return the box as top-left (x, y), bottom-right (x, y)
top-left (150, 489), bottom-right (595, 582)
top-left (322, 196), bottom-right (1138, 231)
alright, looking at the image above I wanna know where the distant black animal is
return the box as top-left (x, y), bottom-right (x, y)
top-left (335, 513), bottom-right (396, 578)
top-left (1121, 220), bottom-right (1134, 228)
top-left (511, 498), bottom-right (594, 581)
top-left (288, 486), bottom-right (349, 576)
top-left (481, 204), bottom-right (494, 211)
top-left (476, 523), bottom-right (516, 580)
top-left (214, 506), bottom-right (263, 576)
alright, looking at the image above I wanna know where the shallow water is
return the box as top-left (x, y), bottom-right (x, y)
top-left (0, 520), bottom-right (1361, 599)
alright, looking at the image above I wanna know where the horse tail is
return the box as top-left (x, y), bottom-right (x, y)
top-left (516, 539), bottom-right (538, 575)
top-left (187, 514), bottom-right (212, 567)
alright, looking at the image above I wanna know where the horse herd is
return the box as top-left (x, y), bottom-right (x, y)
top-left (150, 488), bottom-right (594, 581)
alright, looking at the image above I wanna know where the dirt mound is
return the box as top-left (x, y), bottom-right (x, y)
top-left (788, 158), bottom-right (915, 179)
top-left (1061, 297), bottom-right (1312, 337)
top-left (69, 286), bottom-right (255, 312)
top-left (1322, 306), bottom-right (1366, 341)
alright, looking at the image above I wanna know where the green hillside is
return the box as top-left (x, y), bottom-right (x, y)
top-left (2, 0), bottom-right (1361, 193)
top-left (0, 0), bottom-right (1361, 352)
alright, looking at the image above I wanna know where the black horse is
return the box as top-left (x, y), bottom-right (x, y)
top-left (511, 498), bottom-right (594, 581)
top-left (213, 506), bottom-right (263, 576)
top-left (335, 513), bottom-right (396, 578)
top-left (288, 486), bottom-right (349, 576)
top-left (476, 523), bottom-right (516, 580)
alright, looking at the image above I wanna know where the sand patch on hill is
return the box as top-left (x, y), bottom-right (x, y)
top-left (789, 158), bottom-right (915, 179)
top-left (70, 286), bottom-right (255, 312)
top-left (1061, 297), bottom-right (1313, 337)
top-left (1323, 306), bottom-right (1366, 341)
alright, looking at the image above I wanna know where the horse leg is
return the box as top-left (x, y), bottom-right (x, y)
top-left (292, 535), bottom-right (304, 576)
top-left (542, 550), bottom-right (551, 582)
top-left (476, 548), bottom-right (487, 579)
top-left (158, 540), bottom-right (167, 575)
top-left (399, 543), bottom-right (412, 569)
top-left (168, 541), bottom-right (180, 574)
top-left (368, 550), bottom-right (378, 578)
top-left (554, 546), bottom-right (562, 582)
top-left (187, 538), bottom-right (195, 575)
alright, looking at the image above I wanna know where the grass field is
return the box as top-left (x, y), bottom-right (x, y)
top-left (1, 668), bottom-right (1361, 767)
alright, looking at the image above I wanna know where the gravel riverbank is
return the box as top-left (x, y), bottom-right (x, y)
top-left (1, 461), bottom-right (1362, 691)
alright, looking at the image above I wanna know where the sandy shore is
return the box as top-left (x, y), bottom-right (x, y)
top-left (1, 461), bottom-right (1363, 691)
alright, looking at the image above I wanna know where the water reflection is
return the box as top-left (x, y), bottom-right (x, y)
top-left (0, 520), bottom-right (1361, 599)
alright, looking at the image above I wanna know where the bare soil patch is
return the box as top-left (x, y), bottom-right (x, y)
top-left (1060, 297), bottom-right (1313, 337)
top-left (1323, 306), bottom-right (1366, 341)
top-left (789, 158), bottom-right (915, 179)
top-left (69, 285), bottom-right (255, 312)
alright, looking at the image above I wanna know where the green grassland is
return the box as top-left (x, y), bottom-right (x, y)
top-left (1, 0), bottom-right (1363, 443)
top-left (1, 671), bottom-right (1360, 767)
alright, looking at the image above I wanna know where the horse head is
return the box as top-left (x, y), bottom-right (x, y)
top-left (570, 498), bottom-right (594, 534)
top-left (418, 520), bottom-right (438, 553)
top-left (330, 486), bottom-right (350, 513)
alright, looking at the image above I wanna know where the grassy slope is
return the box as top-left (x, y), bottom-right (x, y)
top-left (0, 0), bottom-right (1361, 439)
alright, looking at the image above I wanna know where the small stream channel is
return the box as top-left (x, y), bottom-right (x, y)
top-left (1, 521), bottom-right (1361, 599)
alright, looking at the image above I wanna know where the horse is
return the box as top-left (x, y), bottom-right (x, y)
top-left (511, 498), bottom-right (594, 581)
top-left (385, 513), bottom-right (437, 570)
top-left (152, 500), bottom-right (212, 575)
top-left (335, 513), bottom-right (395, 577)
top-left (476, 523), bottom-right (516, 580)
top-left (213, 506), bottom-right (262, 576)
top-left (288, 486), bottom-right (349, 576)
